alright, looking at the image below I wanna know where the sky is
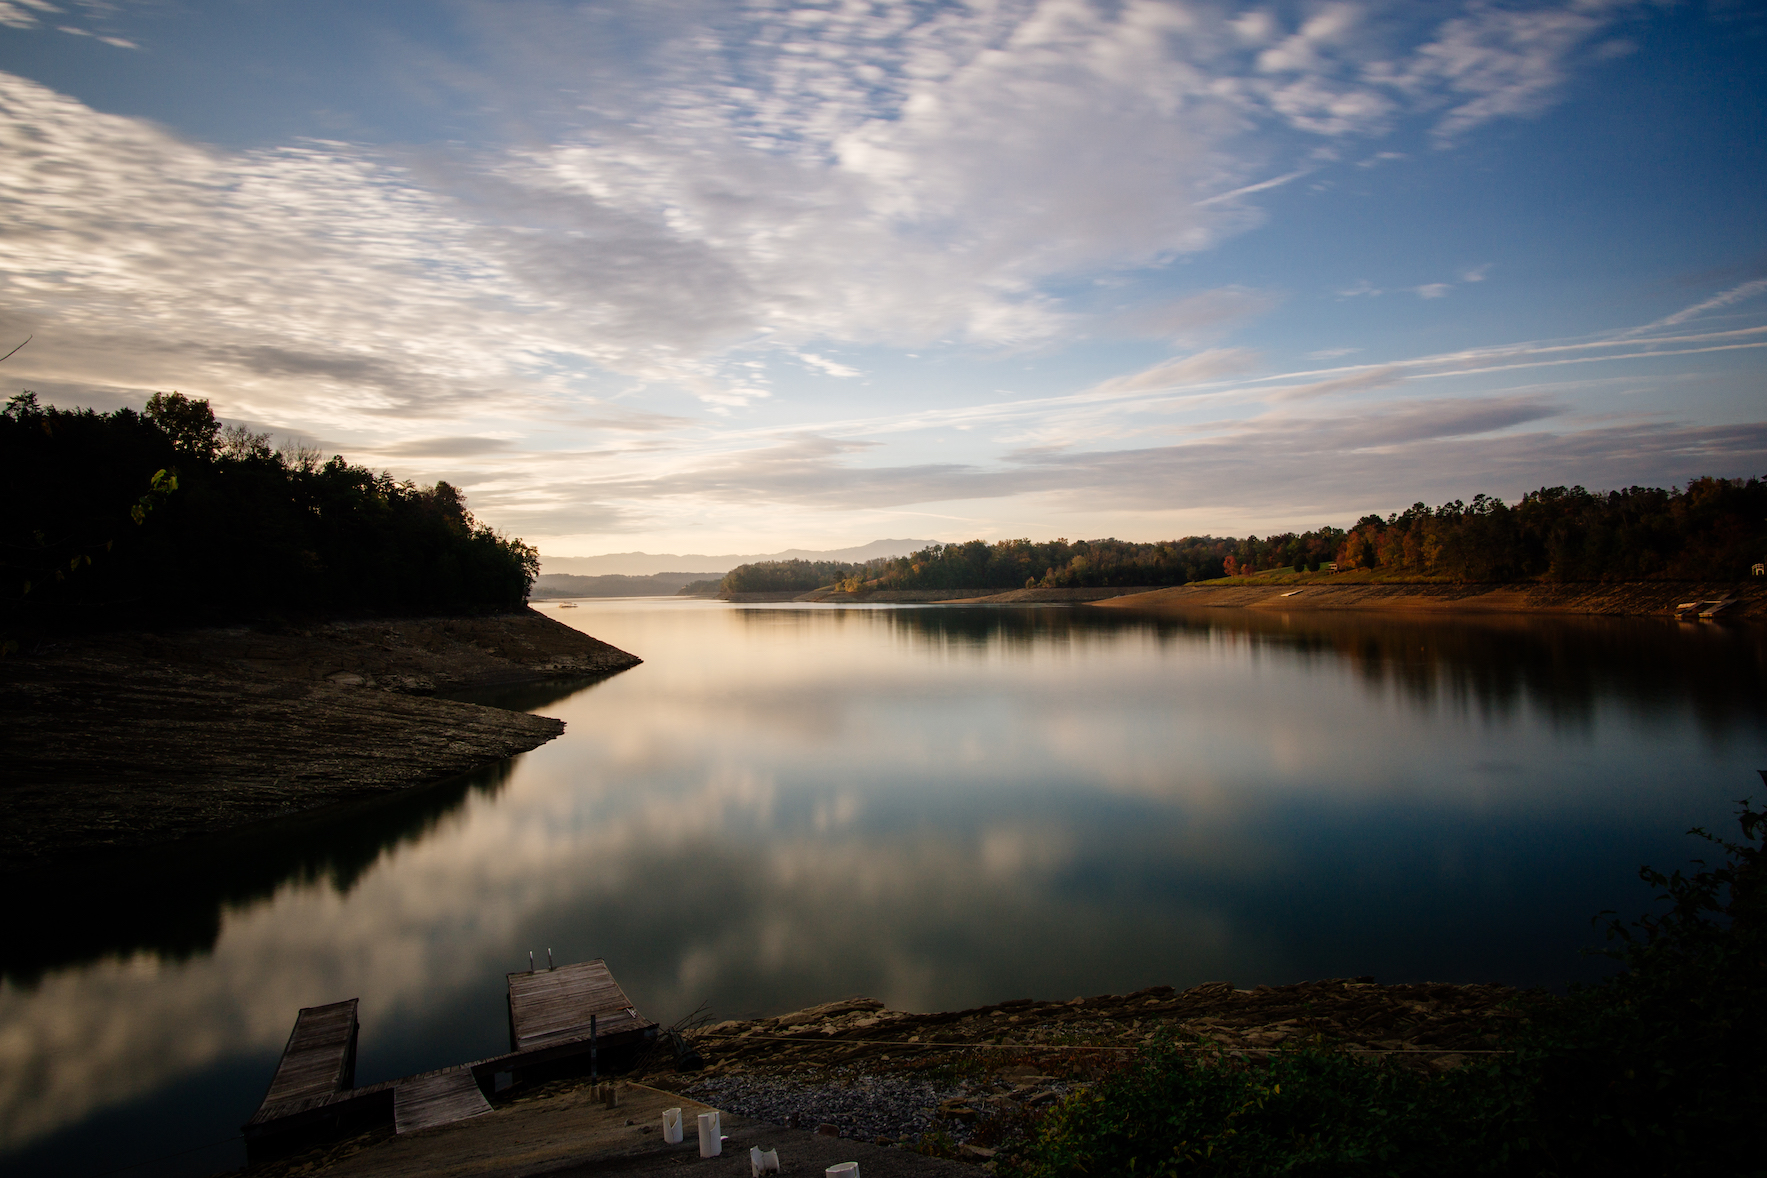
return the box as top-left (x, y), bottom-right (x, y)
top-left (1, 0), bottom-right (1763, 560)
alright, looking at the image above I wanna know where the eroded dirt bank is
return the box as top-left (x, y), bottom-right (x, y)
top-left (1095, 579), bottom-right (1767, 621)
top-left (0, 610), bottom-right (640, 871)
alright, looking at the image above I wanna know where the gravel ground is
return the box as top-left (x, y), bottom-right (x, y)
top-left (684, 1072), bottom-right (976, 1145)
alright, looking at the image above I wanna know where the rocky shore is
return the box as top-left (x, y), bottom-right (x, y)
top-left (633, 979), bottom-right (1533, 1162)
top-left (256, 978), bottom-right (1534, 1176)
top-left (0, 610), bottom-right (639, 872)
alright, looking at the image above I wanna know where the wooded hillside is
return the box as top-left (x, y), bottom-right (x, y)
top-left (3, 392), bottom-right (538, 632)
top-left (716, 478), bottom-right (1767, 595)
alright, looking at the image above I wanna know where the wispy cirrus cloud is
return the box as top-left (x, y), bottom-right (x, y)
top-left (1654, 278), bottom-right (1767, 328)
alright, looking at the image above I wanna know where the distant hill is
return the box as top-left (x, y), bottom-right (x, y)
top-left (539, 539), bottom-right (933, 577)
top-left (529, 571), bottom-right (721, 599)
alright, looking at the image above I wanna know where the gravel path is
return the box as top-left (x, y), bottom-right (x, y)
top-left (685, 1073), bottom-right (983, 1146)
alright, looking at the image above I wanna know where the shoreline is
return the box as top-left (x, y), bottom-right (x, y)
top-left (0, 609), bottom-right (640, 874)
top-left (711, 578), bottom-right (1766, 620)
top-left (1093, 578), bottom-right (1767, 621)
top-left (258, 978), bottom-right (1531, 1176)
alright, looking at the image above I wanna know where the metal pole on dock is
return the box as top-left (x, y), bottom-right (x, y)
top-left (547, 948), bottom-right (554, 970)
top-left (590, 1014), bottom-right (598, 1080)
top-left (528, 951), bottom-right (535, 973)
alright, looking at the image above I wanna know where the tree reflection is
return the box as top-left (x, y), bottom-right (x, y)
top-left (802, 605), bottom-right (1767, 735)
top-left (2, 760), bottom-right (517, 985)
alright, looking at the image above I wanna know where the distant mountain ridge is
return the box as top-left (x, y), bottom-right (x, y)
top-left (539, 538), bottom-right (933, 577)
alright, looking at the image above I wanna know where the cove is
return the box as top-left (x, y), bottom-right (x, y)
top-left (2, 599), bottom-right (1762, 1178)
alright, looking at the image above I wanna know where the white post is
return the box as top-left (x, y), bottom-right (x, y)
top-left (698, 1111), bottom-right (722, 1157)
top-left (662, 1108), bottom-right (683, 1144)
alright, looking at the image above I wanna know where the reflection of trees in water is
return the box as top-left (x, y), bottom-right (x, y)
top-left (2, 760), bottom-right (518, 985)
top-left (3, 672), bottom-right (624, 983)
top-left (845, 605), bottom-right (1767, 735)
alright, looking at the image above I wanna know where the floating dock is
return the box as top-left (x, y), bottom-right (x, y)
top-left (243, 958), bottom-right (657, 1162)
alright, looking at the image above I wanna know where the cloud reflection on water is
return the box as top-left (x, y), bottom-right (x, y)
top-left (2, 601), bottom-right (1762, 1168)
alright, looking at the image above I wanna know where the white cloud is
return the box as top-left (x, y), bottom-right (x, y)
top-left (1656, 278), bottom-right (1767, 327)
top-left (1089, 348), bottom-right (1263, 396)
top-left (0, 1), bottom-right (46, 28)
top-left (1415, 282), bottom-right (1452, 298)
top-left (798, 352), bottom-right (860, 378)
top-left (1393, 1), bottom-right (1638, 143)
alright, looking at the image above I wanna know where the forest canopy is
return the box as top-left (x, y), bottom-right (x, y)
top-left (719, 478), bottom-right (1767, 595)
top-left (3, 392), bottom-right (538, 626)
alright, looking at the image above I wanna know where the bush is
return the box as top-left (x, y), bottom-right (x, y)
top-left (1001, 789), bottom-right (1766, 1178)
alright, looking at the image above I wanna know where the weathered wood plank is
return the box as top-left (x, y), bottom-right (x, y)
top-left (507, 959), bottom-right (647, 1051)
top-left (259, 999), bottom-right (358, 1110)
top-left (394, 1067), bottom-right (492, 1135)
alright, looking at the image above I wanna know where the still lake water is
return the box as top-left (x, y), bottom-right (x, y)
top-left (4, 599), bottom-right (1764, 1176)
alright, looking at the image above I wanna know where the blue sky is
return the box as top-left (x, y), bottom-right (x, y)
top-left (2, 0), bottom-right (1763, 559)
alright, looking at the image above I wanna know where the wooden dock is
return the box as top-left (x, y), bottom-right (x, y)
top-left (507, 958), bottom-right (650, 1052)
top-left (393, 1066), bottom-right (493, 1135)
top-left (259, 999), bottom-right (359, 1107)
top-left (243, 959), bottom-right (657, 1162)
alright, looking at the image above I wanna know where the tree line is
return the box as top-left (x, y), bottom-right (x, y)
top-left (3, 392), bottom-right (538, 631)
top-left (717, 477), bottom-right (1765, 595)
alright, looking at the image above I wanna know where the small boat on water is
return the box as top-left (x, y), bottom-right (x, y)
top-left (558, 602), bottom-right (578, 608)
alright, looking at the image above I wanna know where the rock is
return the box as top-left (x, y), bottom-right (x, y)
top-left (938, 1100), bottom-right (978, 1123)
top-left (1181, 982), bottom-right (1236, 1001)
top-left (959, 1144), bottom-right (997, 1162)
top-left (775, 998), bottom-right (885, 1028)
top-left (816, 1123), bottom-right (842, 1137)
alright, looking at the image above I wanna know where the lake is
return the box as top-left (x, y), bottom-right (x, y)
top-left (3, 599), bottom-right (1763, 1177)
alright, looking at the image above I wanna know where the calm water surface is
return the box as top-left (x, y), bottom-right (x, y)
top-left (4, 600), bottom-right (1764, 1176)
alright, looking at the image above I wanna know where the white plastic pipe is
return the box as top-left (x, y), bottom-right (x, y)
top-left (750, 1146), bottom-right (781, 1175)
top-left (662, 1108), bottom-right (683, 1144)
top-left (698, 1111), bottom-right (722, 1157)
top-left (826, 1164), bottom-right (859, 1178)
